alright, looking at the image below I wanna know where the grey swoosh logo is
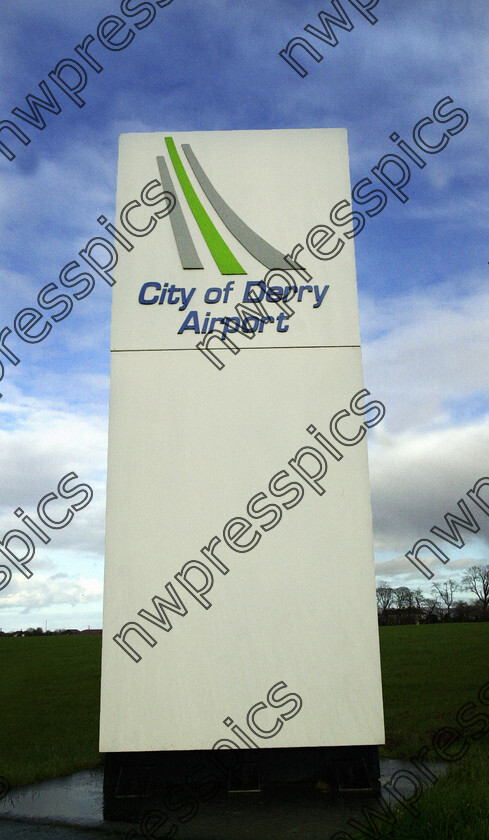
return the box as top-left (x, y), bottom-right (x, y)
top-left (182, 144), bottom-right (290, 271)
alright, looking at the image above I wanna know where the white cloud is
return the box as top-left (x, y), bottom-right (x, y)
top-left (1, 572), bottom-right (103, 612)
top-left (375, 552), bottom-right (485, 589)
top-left (361, 277), bottom-right (489, 432)
top-left (357, 275), bottom-right (489, 586)
top-left (0, 394), bottom-right (107, 555)
top-left (368, 415), bottom-right (489, 558)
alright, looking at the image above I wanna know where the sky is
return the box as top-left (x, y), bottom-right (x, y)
top-left (0, 0), bottom-right (488, 631)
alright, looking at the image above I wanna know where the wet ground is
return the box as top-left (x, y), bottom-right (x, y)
top-left (0, 759), bottom-right (445, 839)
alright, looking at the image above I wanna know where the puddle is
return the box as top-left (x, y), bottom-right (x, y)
top-left (0, 758), bottom-right (447, 838)
top-left (0, 769), bottom-right (105, 828)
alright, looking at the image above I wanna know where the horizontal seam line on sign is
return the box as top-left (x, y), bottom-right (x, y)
top-left (110, 345), bottom-right (362, 352)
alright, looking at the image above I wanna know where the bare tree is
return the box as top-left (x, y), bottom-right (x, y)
top-left (376, 581), bottom-right (393, 615)
top-left (462, 565), bottom-right (489, 617)
top-left (432, 579), bottom-right (458, 621)
top-left (412, 588), bottom-right (425, 611)
top-left (410, 587), bottom-right (429, 622)
top-left (393, 586), bottom-right (410, 610)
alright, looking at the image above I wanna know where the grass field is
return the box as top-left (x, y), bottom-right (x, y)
top-left (0, 624), bottom-right (488, 837)
top-left (378, 623), bottom-right (489, 758)
top-left (0, 634), bottom-right (102, 789)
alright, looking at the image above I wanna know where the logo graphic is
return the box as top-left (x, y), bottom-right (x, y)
top-left (157, 137), bottom-right (290, 275)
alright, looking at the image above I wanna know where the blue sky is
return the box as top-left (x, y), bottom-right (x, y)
top-left (0, 0), bottom-right (488, 630)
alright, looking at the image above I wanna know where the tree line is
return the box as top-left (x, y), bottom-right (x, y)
top-left (377, 563), bottom-right (489, 624)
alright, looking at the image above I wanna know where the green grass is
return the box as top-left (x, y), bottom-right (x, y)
top-left (378, 623), bottom-right (489, 758)
top-left (348, 740), bottom-right (489, 840)
top-left (1, 624), bottom-right (488, 839)
top-left (353, 624), bottom-right (489, 840)
top-left (0, 635), bottom-right (102, 789)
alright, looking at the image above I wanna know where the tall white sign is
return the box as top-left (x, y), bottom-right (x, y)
top-left (99, 129), bottom-right (384, 754)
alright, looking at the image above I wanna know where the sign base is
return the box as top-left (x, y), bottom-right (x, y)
top-left (103, 745), bottom-right (381, 821)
